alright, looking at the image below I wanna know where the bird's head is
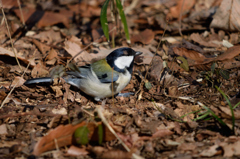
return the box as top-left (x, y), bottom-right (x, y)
top-left (106, 47), bottom-right (142, 73)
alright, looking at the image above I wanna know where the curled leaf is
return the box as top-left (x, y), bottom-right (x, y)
top-left (176, 56), bottom-right (189, 71)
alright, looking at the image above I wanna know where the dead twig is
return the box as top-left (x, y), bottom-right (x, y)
top-left (0, 1), bottom-right (23, 72)
top-left (178, 0), bottom-right (185, 37)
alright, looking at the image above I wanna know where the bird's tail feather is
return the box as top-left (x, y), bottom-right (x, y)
top-left (24, 77), bottom-right (53, 85)
top-left (63, 77), bottom-right (81, 89)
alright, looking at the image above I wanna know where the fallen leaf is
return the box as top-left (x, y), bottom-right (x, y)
top-left (13, 7), bottom-right (36, 23)
top-left (33, 122), bottom-right (87, 156)
top-left (31, 62), bottom-right (49, 78)
top-left (2, 0), bottom-right (18, 9)
top-left (221, 140), bottom-right (240, 157)
top-left (219, 106), bottom-right (240, 119)
top-left (52, 107), bottom-right (67, 115)
top-left (11, 76), bottom-right (26, 87)
top-left (168, 0), bottom-right (196, 19)
top-left (178, 143), bottom-right (197, 151)
top-left (32, 29), bottom-right (62, 43)
top-left (91, 147), bottom-right (132, 159)
top-left (0, 47), bottom-right (35, 67)
top-left (210, 0), bottom-right (240, 31)
top-left (200, 145), bottom-right (222, 157)
top-left (33, 122), bottom-right (115, 156)
top-left (190, 33), bottom-right (219, 48)
top-left (173, 47), bottom-right (208, 64)
top-left (65, 146), bottom-right (88, 157)
top-left (131, 29), bottom-right (155, 44)
top-left (32, 39), bottom-right (51, 55)
top-left (149, 56), bottom-right (163, 80)
top-left (68, 3), bottom-right (101, 17)
top-left (37, 11), bottom-right (70, 28)
top-left (46, 48), bottom-right (58, 61)
top-left (216, 45), bottom-right (240, 61)
top-left (152, 129), bottom-right (174, 138)
top-left (0, 124), bottom-right (8, 135)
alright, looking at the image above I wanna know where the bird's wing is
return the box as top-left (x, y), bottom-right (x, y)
top-left (91, 59), bottom-right (119, 83)
top-left (66, 65), bottom-right (90, 78)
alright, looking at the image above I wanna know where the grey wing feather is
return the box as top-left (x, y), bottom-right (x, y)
top-left (96, 71), bottom-right (119, 83)
top-left (64, 67), bottom-right (90, 89)
top-left (66, 67), bottom-right (89, 78)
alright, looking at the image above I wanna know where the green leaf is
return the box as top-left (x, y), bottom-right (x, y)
top-left (98, 124), bottom-right (103, 144)
top-left (181, 109), bottom-right (201, 119)
top-left (74, 126), bottom-right (90, 145)
top-left (233, 101), bottom-right (240, 109)
top-left (202, 104), bottom-right (227, 127)
top-left (145, 81), bottom-right (152, 90)
top-left (176, 56), bottom-right (189, 71)
top-left (100, 0), bottom-right (111, 42)
top-left (219, 69), bottom-right (229, 80)
top-left (211, 63), bottom-right (216, 74)
top-left (115, 0), bottom-right (131, 43)
top-left (215, 86), bottom-right (235, 132)
top-left (194, 111), bottom-right (211, 121)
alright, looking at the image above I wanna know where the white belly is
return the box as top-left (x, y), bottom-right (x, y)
top-left (79, 70), bottom-right (131, 100)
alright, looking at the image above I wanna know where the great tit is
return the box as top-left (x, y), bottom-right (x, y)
top-left (24, 47), bottom-right (142, 101)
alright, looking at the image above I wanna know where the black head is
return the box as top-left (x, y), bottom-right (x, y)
top-left (106, 47), bottom-right (142, 73)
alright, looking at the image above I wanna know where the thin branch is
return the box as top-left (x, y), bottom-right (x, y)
top-left (178, 0), bottom-right (185, 37)
top-left (0, 1), bottom-right (23, 72)
top-left (17, 0), bottom-right (25, 25)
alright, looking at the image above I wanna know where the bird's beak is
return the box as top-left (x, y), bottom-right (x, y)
top-left (135, 51), bottom-right (142, 56)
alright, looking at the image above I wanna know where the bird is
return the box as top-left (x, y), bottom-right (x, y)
top-left (24, 47), bottom-right (142, 101)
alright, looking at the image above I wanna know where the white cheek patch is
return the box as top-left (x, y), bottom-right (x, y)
top-left (114, 56), bottom-right (134, 69)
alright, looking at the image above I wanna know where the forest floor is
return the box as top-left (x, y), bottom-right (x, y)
top-left (1, 0), bottom-right (240, 158)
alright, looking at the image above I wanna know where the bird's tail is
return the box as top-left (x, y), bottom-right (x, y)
top-left (24, 77), bottom-right (53, 85)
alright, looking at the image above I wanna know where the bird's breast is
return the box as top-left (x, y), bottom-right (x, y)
top-left (113, 70), bottom-right (131, 93)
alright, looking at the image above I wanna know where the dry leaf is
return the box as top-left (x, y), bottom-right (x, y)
top-left (31, 62), bottom-right (49, 78)
top-left (32, 39), bottom-right (51, 55)
top-left (190, 33), bottom-right (219, 48)
top-left (37, 11), bottom-right (70, 28)
top-left (219, 106), bottom-right (240, 119)
top-left (46, 48), bottom-right (58, 61)
top-left (32, 29), bottom-right (62, 43)
top-left (68, 3), bottom-right (101, 17)
top-left (13, 7), bottom-right (36, 23)
top-left (216, 45), bottom-right (240, 61)
top-left (211, 0), bottom-right (240, 31)
top-left (221, 140), bottom-right (240, 157)
top-left (33, 122), bottom-right (87, 156)
top-left (65, 146), bottom-right (88, 156)
top-left (0, 47), bottom-right (35, 66)
top-left (152, 129), bottom-right (174, 138)
top-left (200, 145), bottom-right (222, 157)
top-left (11, 76), bottom-right (26, 87)
top-left (33, 122), bottom-right (115, 156)
top-left (173, 47), bottom-right (208, 64)
top-left (169, 0), bottom-right (196, 19)
top-left (131, 29), bottom-right (155, 44)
